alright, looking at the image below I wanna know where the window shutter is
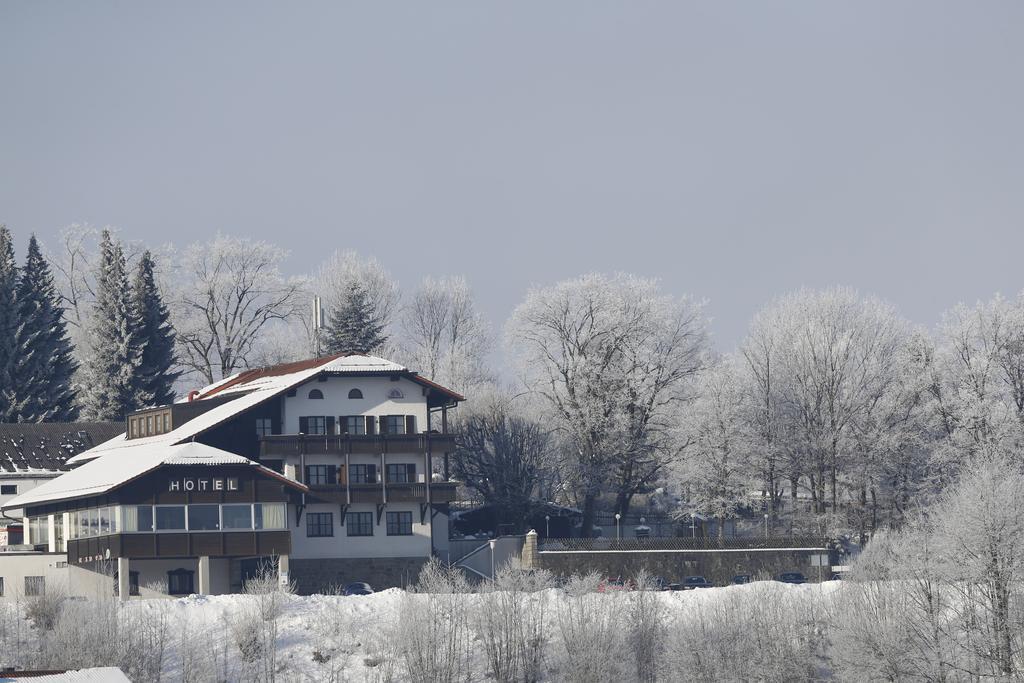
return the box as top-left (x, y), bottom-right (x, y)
top-left (366, 416), bottom-right (376, 435)
top-left (299, 417), bottom-right (309, 434)
top-left (367, 464), bottom-right (377, 483)
top-left (326, 416), bottom-right (336, 435)
top-left (406, 415), bottom-right (416, 434)
top-left (407, 464), bottom-right (416, 482)
top-left (328, 465), bottom-right (337, 485)
top-left (339, 417), bottom-right (349, 435)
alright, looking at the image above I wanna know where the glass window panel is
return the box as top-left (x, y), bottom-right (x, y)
top-left (346, 512), bottom-right (374, 537)
top-left (155, 506), bottom-right (185, 531)
top-left (99, 507), bottom-right (111, 535)
top-left (222, 504), bottom-right (253, 530)
top-left (187, 505), bottom-right (220, 531)
top-left (254, 503), bottom-right (286, 530)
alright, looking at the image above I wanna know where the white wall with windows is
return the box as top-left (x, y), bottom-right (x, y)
top-left (0, 552), bottom-right (69, 601)
top-left (281, 376), bottom-right (431, 436)
top-left (288, 502), bottom-right (432, 559)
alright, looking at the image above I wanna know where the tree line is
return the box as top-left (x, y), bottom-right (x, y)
top-left (5, 223), bottom-right (1024, 546)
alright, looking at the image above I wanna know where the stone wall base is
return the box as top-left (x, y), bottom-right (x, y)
top-left (289, 557), bottom-right (429, 594)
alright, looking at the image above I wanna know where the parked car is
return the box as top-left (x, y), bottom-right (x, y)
top-left (731, 574), bottom-right (752, 585)
top-left (652, 576), bottom-right (682, 591)
top-left (681, 576), bottom-right (713, 590)
top-left (342, 582), bottom-right (374, 596)
top-left (777, 572), bottom-right (807, 585)
top-left (828, 572), bottom-right (845, 581)
top-left (598, 576), bottom-right (635, 592)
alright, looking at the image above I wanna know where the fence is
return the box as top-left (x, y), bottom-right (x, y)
top-left (539, 536), bottom-right (828, 552)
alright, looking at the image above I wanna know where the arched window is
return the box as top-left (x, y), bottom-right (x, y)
top-left (348, 388), bottom-right (363, 399)
top-left (308, 389), bottom-right (324, 400)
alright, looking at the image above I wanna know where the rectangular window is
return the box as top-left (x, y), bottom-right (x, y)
top-left (346, 512), bottom-right (374, 537)
top-left (155, 506), bottom-right (186, 531)
top-left (0, 484), bottom-right (17, 495)
top-left (254, 503), bottom-right (286, 530)
top-left (386, 511), bottom-right (413, 536)
top-left (122, 505), bottom-right (153, 533)
top-left (306, 512), bottom-right (333, 537)
top-left (98, 506), bottom-right (112, 535)
top-left (146, 415), bottom-right (153, 435)
top-left (255, 418), bottom-right (273, 437)
top-left (222, 504), bottom-right (253, 530)
top-left (349, 464), bottom-right (377, 484)
top-left (380, 415), bottom-right (406, 435)
top-left (167, 569), bottom-right (194, 595)
top-left (304, 465), bottom-right (334, 486)
top-left (188, 505), bottom-right (220, 531)
top-left (163, 413), bottom-right (170, 432)
top-left (386, 464), bottom-right (416, 484)
top-left (25, 576), bottom-right (45, 597)
top-left (300, 416), bottom-right (327, 435)
top-left (341, 416), bottom-right (366, 435)
top-left (28, 517), bottom-right (47, 545)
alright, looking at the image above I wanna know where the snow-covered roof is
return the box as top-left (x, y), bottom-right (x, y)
top-left (0, 423), bottom-right (124, 473)
top-left (1, 667), bottom-right (132, 682)
top-left (3, 442), bottom-right (305, 511)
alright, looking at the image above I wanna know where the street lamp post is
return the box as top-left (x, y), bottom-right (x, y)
top-left (545, 515), bottom-right (550, 538)
top-left (615, 513), bottom-right (621, 541)
top-left (763, 513), bottom-right (769, 540)
top-left (489, 538), bottom-right (496, 581)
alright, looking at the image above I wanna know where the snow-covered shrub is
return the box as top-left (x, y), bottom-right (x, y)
top-left (666, 584), bottom-right (826, 682)
top-left (625, 570), bottom-right (666, 682)
top-left (229, 560), bottom-right (293, 682)
top-left (24, 582), bottom-right (66, 632)
top-left (475, 563), bottom-right (553, 683)
top-left (396, 558), bottom-right (474, 683)
top-left (553, 573), bottom-right (626, 683)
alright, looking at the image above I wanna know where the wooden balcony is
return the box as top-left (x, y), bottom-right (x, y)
top-left (304, 481), bottom-right (459, 505)
top-left (259, 433), bottom-right (457, 458)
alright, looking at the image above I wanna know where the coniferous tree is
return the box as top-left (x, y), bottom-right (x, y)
top-left (324, 281), bottom-right (388, 354)
top-left (131, 250), bottom-right (178, 407)
top-left (10, 236), bottom-right (79, 421)
top-left (0, 227), bottom-right (19, 421)
top-left (79, 230), bottom-right (143, 420)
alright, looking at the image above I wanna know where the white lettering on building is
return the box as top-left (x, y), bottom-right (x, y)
top-left (168, 477), bottom-right (241, 493)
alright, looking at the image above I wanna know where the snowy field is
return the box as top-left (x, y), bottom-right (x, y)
top-left (2, 572), bottom-right (843, 683)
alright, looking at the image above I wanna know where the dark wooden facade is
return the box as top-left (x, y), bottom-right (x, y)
top-left (27, 464), bottom-right (303, 563)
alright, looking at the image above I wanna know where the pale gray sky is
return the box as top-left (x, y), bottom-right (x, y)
top-left (2, 2), bottom-right (1023, 348)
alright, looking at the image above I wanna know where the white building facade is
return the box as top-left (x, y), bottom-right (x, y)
top-left (1, 354), bottom-right (462, 598)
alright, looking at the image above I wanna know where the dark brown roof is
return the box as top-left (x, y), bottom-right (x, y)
top-left (0, 422), bottom-right (124, 474)
top-left (197, 353), bottom-right (348, 399)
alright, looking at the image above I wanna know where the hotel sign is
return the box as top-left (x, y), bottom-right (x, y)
top-left (168, 477), bottom-right (240, 492)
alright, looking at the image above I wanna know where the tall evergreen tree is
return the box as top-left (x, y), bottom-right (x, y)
top-left (324, 281), bottom-right (388, 354)
top-left (79, 230), bottom-right (143, 420)
top-left (0, 227), bottom-right (19, 421)
top-left (10, 236), bottom-right (79, 421)
top-left (131, 250), bottom-right (178, 406)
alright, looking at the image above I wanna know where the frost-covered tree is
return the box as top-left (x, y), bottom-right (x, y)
top-left (9, 235), bottom-right (78, 422)
top-left (324, 281), bottom-right (388, 354)
top-left (0, 226), bottom-right (19, 421)
top-left (174, 234), bottom-right (304, 383)
top-left (507, 273), bottom-right (708, 533)
top-left (924, 294), bottom-right (1024, 473)
top-left (314, 249), bottom-right (400, 351)
top-left (79, 230), bottom-right (143, 420)
top-left (131, 251), bottom-right (178, 407)
top-left (673, 356), bottom-right (752, 537)
top-left (759, 288), bottom-right (912, 517)
top-left (400, 276), bottom-right (492, 393)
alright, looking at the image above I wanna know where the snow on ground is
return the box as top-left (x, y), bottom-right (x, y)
top-left (131, 581), bottom-right (840, 682)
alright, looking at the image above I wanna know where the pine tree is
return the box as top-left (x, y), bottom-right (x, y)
top-left (10, 235), bottom-right (79, 421)
top-left (131, 251), bottom-right (178, 407)
top-left (79, 230), bottom-right (143, 420)
top-left (0, 227), bottom-right (19, 421)
top-left (324, 281), bottom-right (388, 354)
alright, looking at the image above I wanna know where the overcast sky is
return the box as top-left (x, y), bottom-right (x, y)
top-left (2, 2), bottom-right (1023, 349)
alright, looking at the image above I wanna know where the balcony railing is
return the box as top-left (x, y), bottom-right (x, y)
top-left (302, 480), bottom-right (459, 505)
top-left (259, 433), bottom-right (456, 458)
top-left (538, 536), bottom-right (829, 552)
